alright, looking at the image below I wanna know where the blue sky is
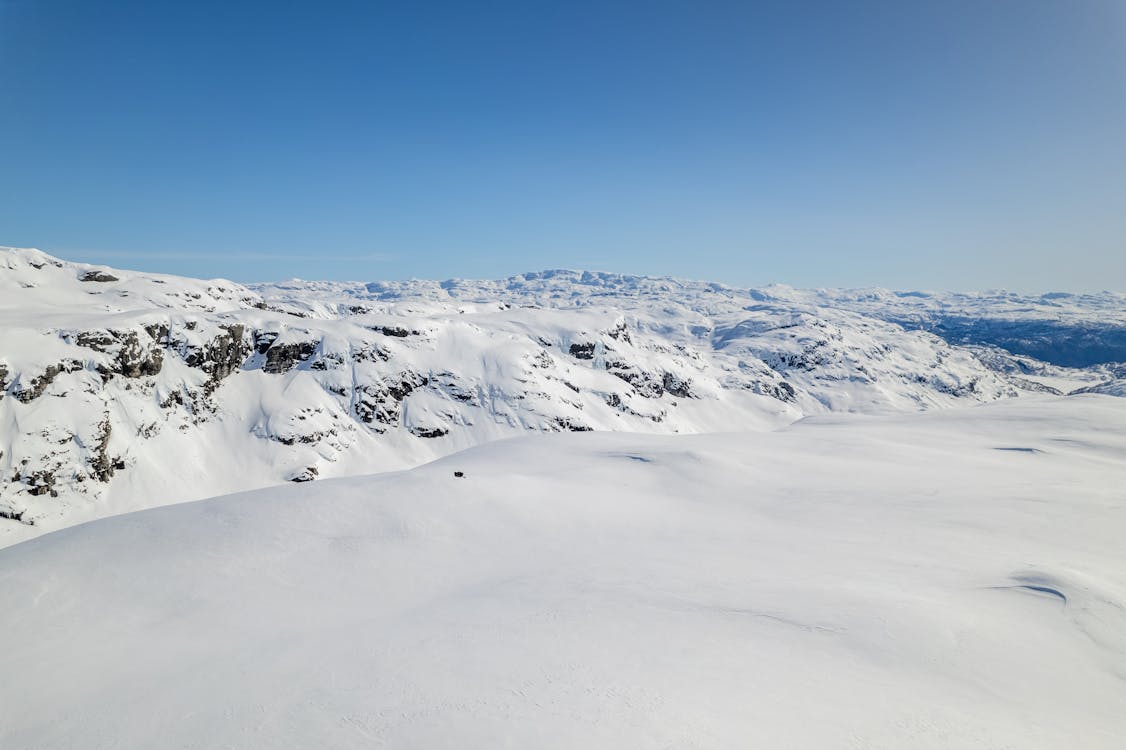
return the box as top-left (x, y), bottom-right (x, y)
top-left (1, 0), bottom-right (1124, 290)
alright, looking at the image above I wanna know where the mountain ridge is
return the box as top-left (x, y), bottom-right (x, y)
top-left (1, 246), bottom-right (1122, 543)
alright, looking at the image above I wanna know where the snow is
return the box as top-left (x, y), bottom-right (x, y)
top-left (1, 395), bottom-right (1124, 748)
top-left (4, 247), bottom-right (1122, 543)
top-left (3, 245), bottom-right (1125, 745)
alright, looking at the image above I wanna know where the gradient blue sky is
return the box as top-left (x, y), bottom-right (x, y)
top-left (2, 1), bottom-right (1124, 290)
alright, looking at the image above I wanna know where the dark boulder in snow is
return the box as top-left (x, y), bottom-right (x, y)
top-left (79, 270), bottom-right (119, 283)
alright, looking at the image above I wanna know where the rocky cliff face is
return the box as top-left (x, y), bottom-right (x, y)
top-left (1, 248), bottom-right (1120, 543)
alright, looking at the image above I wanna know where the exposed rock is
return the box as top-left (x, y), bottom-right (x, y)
top-left (87, 418), bottom-right (117, 482)
top-left (79, 270), bottom-right (119, 283)
top-left (77, 329), bottom-right (164, 378)
top-left (289, 466), bottom-right (318, 483)
top-left (661, 372), bottom-right (695, 399)
top-left (606, 321), bottom-right (632, 343)
top-left (264, 340), bottom-right (318, 374)
top-left (569, 342), bottom-right (596, 360)
top-left (309, 349), bottom-right (347, 372)
top-left (770, 341), bottom-right (834, 372)
top-left (605, 361), bottom-right (665, 399)
top-left (431, 373), bottom-right (478, 404)
top-left (748, 379), bottom-right (797, 403)
top-left (1004, 377), bottom-right (1062, 395)
top-left (10, 361), bottom-right (84, 403)
top-left (0, 507), bottom-right (28, 524)
top-left (254, 331), bottom-right (279, 354)
top-left (24, 470), bottom-right (56, 496)
top-left (410, 426), bottom-right (449, 438)
top-left (5, 246), bottom-right (1117, 540)
top-left (143, 322), bottom-right (170, 343)
top-left (75, 332), bottom-right (115, 350)
top-left (182, 325), bottom-right (251, 381)
top-left (933, 376), bottom-right (983, 398)
top-left (265, 429), bottom-right (334, 447)
top-left (551, 416), bottom-right (593, 432)
top-left (351, 345), bottom-right (390, 363)
top-left (158, 389), bottom-right (185, 409)
top-left (354, 371), bottom-right (429, 430)
top-left (374, 325), bottom-right (414, 338)
top-left (253, 301), bottom-right (308, 318)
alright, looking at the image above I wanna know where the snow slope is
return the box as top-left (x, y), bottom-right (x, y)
top-left (2, 247), bottom-right (1122, 543)
top-left (1, 395), bottom-right (1124, 748)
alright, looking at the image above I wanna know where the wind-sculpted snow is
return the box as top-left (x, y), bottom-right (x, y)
top-left (2, 397), bottom-right (1125, 748)
top-left (0, 247), bottom-right (1120, 542)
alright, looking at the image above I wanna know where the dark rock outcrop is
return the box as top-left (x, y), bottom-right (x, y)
top-left (0, 507), bottom-right (28, 524)
top-left (431, 373), bottom-right (478, 404)
top-left (748, 379), bottom-right (797, 402)
top-left (254, 331), bottom-right (279, 354)
top-left (569, 342), bottom-right (596, 360)
top-left (181, 325), bottom-right (251, 381)
top-left (661, 372), bottom-right (695, 399)
top-left (87, 419), bottom-right (117, 482)
top-left (354, 371), bottom-right (429, 430)
top-left (551, 416), bottom-right (593, 432)
top-left (10, 361), bottom-right (84, 403)
top-left (409, 426), bottom-right (449, 438)
top-left (374, 325), bottom-right (415, 338)
top-left (605, 361), bottom-right (665, 398)
top-left (264, 340), bottom-right (318, 374)
top-left (25, 470), bottom-right (56, 496)
top-left (77, 330), bottom-right (164, 378)
top-left (79, 270), bottom-right (119, 283)
top-left (605, 321), bottom-right (632, 343)
top-left (290, 466), bottom-right (318, 482)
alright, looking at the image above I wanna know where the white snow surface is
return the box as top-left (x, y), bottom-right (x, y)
top-left (1, 395), bottom-right (1125, 748)
top-left (1, 247), bottom-right (1123, 544)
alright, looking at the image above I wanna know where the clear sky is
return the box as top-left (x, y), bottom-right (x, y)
top-left (2, 1), bottom-right (1124, 290)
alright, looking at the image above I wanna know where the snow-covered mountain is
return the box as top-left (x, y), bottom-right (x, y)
top-left (773, 285), bottom-right (1126, 368)
top-left (1, 246), bottom-right (1122, 542)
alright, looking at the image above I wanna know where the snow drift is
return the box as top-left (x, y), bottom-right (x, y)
top-left (1, 396), bottom-right (1124, 748)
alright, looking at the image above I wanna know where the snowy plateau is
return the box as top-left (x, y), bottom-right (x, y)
top-left (1, 245), bottom-right (1126, 747)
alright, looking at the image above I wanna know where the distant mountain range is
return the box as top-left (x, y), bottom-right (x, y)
top-left (2, 247), bottom-right (1122, 543)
